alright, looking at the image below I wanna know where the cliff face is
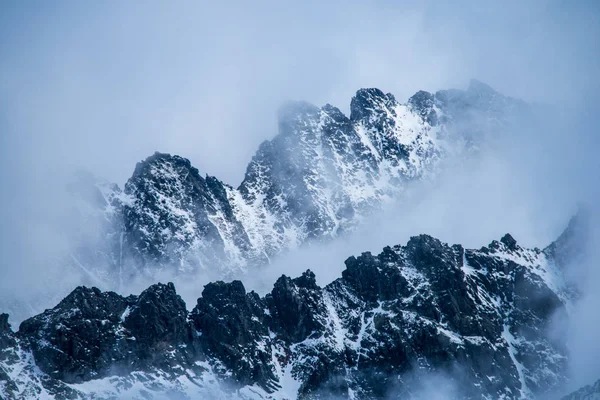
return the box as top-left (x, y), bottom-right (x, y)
top-left (0, 225), bottom-right (575, 399)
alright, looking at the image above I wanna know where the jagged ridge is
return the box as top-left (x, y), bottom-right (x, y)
top-left (0, 225), bottom-right (576, 399)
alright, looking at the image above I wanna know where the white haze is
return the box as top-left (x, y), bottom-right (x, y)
top-left (1, 0), bottom-right (599, 398)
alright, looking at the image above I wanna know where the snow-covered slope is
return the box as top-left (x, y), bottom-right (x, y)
top-left (0, 221), bottom-right (578, 399)
top-left (71, 80), bottom-right (530, 286)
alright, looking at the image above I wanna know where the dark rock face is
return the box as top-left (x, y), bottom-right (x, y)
top-left (0, 314), bottom-right (15, 355)
top-left (342, 247), bottom-right (412, 303)
top-left (16, 283), bottom-right (192, 385)
top-left (190, 280), bottom-right (276, 389)
top-left (0, 227), bottom-right (574, 399)
top-left (266, 270), bottom-right (327, 343)
top-left (17, 287), bottom-right (130, 383)
top-left (121, 282), bottom-right (193, 368)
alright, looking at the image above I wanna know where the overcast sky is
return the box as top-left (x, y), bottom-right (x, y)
top-left (1, 0), bottom-right (598, 186)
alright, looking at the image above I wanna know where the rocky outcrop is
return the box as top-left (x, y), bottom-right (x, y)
top-left (266, 271), bottom-right (328, 344)
top-left (16, 283), bottom-right (193, 384)
top-left (0, 225), bottom-right (574, 399)
top-left (190, 280), bottom-right (276, 389)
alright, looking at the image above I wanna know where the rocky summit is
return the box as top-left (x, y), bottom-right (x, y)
top-left (58, 80), bottom-right (530, 289)
top-left (0, 217), bottom-right (579, 399)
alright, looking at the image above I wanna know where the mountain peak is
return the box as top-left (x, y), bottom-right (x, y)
top-left (350, 87), bottom-right (396, 121)
top-left (500, 233), bottom-right (519, 250)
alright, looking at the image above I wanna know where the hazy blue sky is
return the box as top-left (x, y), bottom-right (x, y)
top-left (1, 0), bottom-right (598, 185)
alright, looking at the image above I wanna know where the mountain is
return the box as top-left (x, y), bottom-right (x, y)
top-left (0, 220), bottom-right (579, 399)
top-left (66, 80), bottom-right (530, 287)
top-left (562, 378), bottom-right (600, 400)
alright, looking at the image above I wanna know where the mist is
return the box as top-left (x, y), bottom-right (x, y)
top-left (2, 0), bottom-right (598, 184)
top-left (1, 0), bottom-right (600, 398)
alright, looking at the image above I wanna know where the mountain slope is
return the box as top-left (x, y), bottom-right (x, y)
top-left (75, 80), bottom-right (530, 285)
top-left (0, 225), bottom-right (575, 399)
